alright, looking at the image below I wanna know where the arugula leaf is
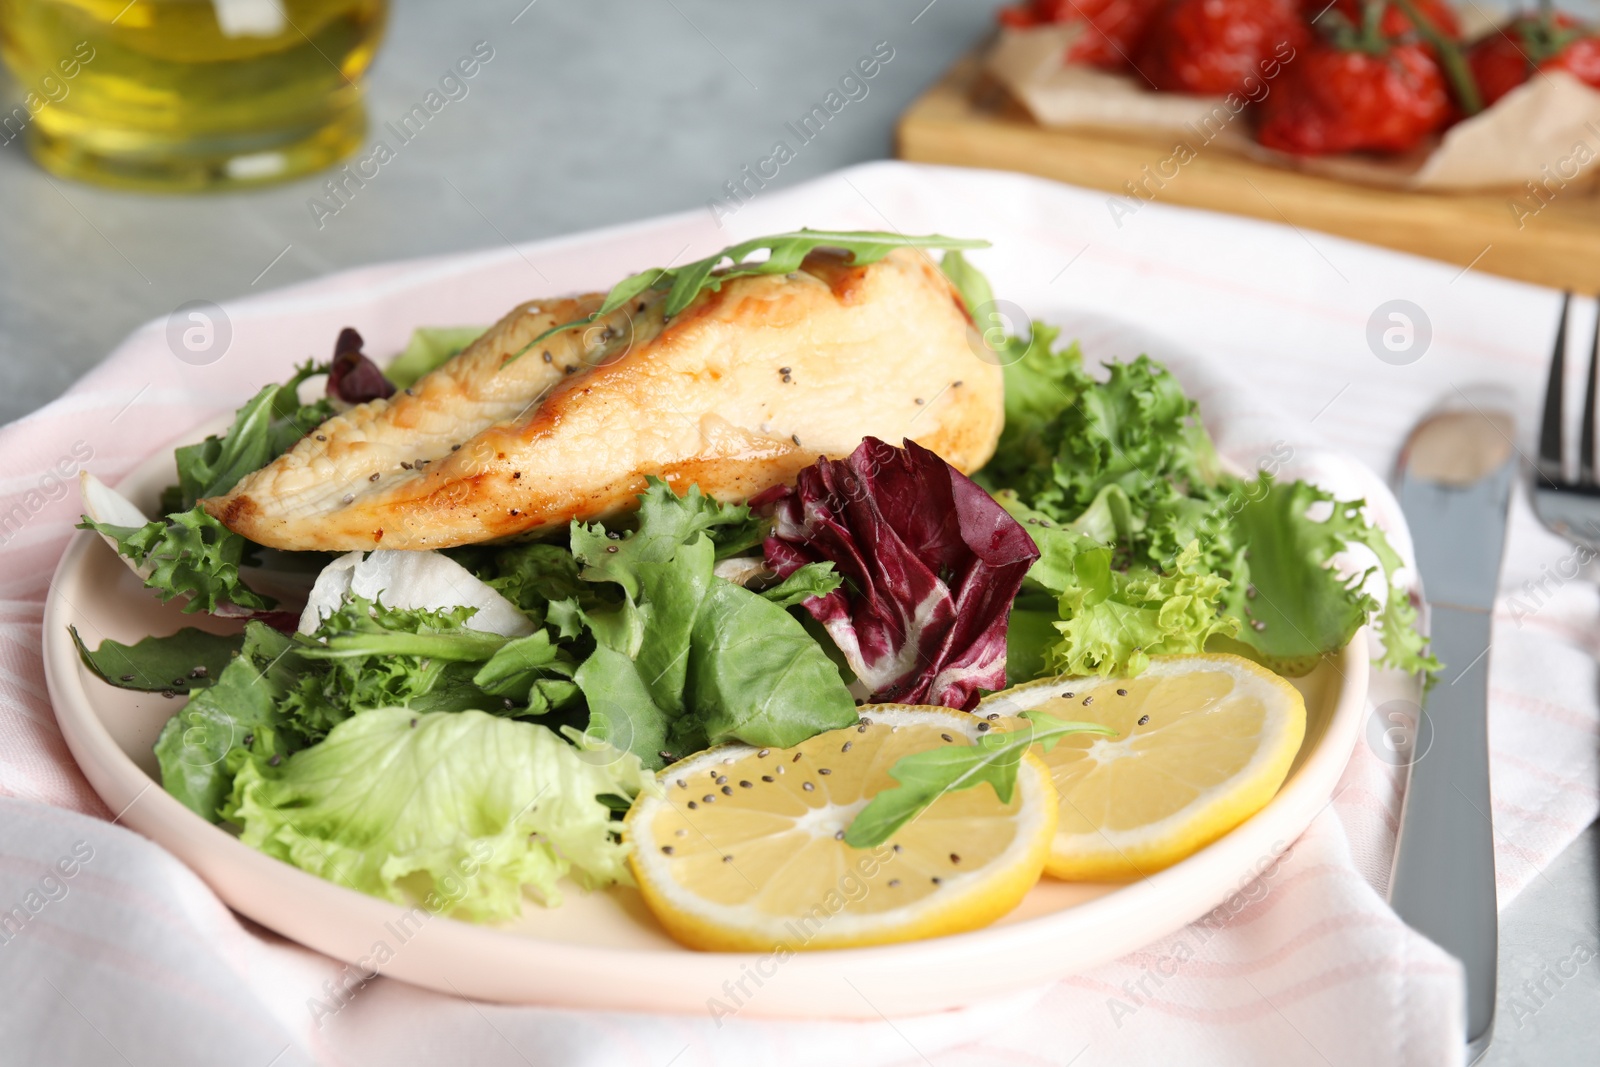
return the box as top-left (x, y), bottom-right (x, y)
top-left (844, 711), bottom-right (1115, 848)
top-left (939, 249), bottom-right (994, 320)
top-left (170, 360), bottom-right (333, 511)
top-left (80, 505), bottom-right (276, 614)
top-left (154, 623), bottom-right (307, 821)
top-left (70, 625), bottom-right (242, 693)
top-left (509, 230), bottom-right (989, 363)
top-left (386, 326), bottom-right (486, 389)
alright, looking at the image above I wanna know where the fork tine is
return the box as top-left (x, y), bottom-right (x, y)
top-left (1538, 291), bottom-right (1572, 485)
top-left (1584, 298), bottom-right (1600, 486)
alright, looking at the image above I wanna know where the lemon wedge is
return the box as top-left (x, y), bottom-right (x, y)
top-left (981, 654), bottom-right (1306, 881)
top-left (625, 706), bottom-right (1057, 952)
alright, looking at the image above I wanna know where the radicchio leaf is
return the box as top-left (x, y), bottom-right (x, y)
top-left (760, 438), bottom-right (1040, 711)
top-left (327, 327), bottom-right (396, 404)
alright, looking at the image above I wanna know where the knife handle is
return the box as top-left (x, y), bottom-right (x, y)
top-left (1388, 605), bottom-right (1497, 1061)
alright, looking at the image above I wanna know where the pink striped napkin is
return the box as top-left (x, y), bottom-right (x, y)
top-left (3, 162), bottom-right (1593, 1067)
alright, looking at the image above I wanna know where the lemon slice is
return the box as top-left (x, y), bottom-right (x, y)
top-left (625, 706), bottom-right (1057, 952)
top-left (981, 654), bottom-right (1306, 881)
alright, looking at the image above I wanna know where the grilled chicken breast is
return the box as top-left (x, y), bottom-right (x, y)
top-left (206, 248), bottom-right (1003, 551)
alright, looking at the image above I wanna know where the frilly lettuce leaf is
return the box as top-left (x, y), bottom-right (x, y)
top-left (983, 326), bottom-right (1433, 681)
top-left (1219, 477), bottom-right (1439, 678)
top-left (80, 505), bottom-right (276, 615)
top-left (1002, 492), bottom-right (1236, 677)
top-left (228, 708), bottom-right (650, 920)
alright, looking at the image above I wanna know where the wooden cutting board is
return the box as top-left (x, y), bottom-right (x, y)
top-left (897, 53), bottom-right (1600, 292)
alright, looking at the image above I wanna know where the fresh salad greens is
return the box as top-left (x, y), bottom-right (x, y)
top-left (508, 480), bottom-right (857, 765)
top-left (230, 708), bottom-right (648, 920)
top-left (80, 504), bottom-right (279, 616)
top-left (980, 321), bottom-right (1436, 680)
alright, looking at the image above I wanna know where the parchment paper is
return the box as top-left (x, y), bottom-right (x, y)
top-left (986, 23), bottom-right (1600, 192)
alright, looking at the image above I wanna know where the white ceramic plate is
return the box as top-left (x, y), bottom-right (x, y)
top-left (44, 418), bottom-right (1368, 1020)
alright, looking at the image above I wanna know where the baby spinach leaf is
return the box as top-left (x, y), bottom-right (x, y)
top-left (686, 580), bottom-right (860, 750)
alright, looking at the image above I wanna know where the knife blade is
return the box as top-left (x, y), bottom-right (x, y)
top-left (1391, 406), bottom-right (1517, 1063)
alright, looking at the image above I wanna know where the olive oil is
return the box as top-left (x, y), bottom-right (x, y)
top-left (0, 0), bottom-right (387, 191)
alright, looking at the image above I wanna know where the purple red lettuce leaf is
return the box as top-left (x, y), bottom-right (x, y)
top-left (327, 327), bottom-right (396, 404)
top-left (760, 437), bottom-right (1040, 711)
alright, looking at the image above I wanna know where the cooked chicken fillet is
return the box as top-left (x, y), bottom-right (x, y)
top-left (205, 248), bottom-right (1003, 551)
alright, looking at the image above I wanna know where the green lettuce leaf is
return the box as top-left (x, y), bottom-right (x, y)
top-left (228, 708), bottom-right (649, 921)
top-left (90, 360), bottom-right (339, 614)
top-left (472, 630), bottom-right (577, 701)
top-left (284, 597), bottom-right (513, 738)
top-left (573, 643), bottom-right (675, 762)
top-left (1001, 492), bottom-right (1236, 678)
top-left (755, 562), bottom-right (841, 608)
top-left (982, 327), bottom-right (1227, 572)
top-left (385, 326), bottom-right (487, 389)
top-left (563, 479), bottom-right (857, 768)
top-left (1220, 477), bottom-right (1440, 677)
top-left (451, 542), bottom-right (589, 624)
top-left (982, 327), bottom-right (1433, 680)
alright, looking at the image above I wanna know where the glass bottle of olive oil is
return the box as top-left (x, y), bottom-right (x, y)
top-left (0, 0), bottom-right (387, 191)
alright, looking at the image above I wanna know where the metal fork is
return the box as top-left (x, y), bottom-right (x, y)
top-left (1532, 293), bottom-right (1600, 548)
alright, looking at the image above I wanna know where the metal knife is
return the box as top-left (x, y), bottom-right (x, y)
top-left (1391, 404), bottom-right (1517, 1063)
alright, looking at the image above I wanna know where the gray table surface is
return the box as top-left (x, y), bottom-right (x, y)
top-left (2, 1), bottom-right (1596, 1064)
